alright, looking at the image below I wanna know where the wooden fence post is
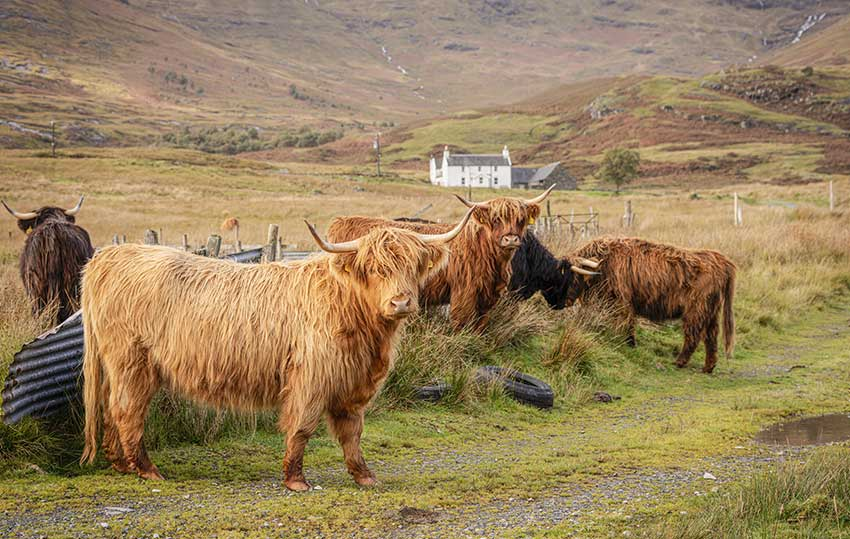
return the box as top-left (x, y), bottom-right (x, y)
top-left (143, 229), bottom-right (159, 245)
top-left (263, 224), bottom-right (279, 263)
top-left (829, 181), bottom-right (835, 212)
top-left (206, 234), bottom-right (222, 258)
top-left (181, 234), bottom-right (189, 251)
top-left (623, 200), bottom-right (634, 228)
top-left (121, 234), bottom-right (127, 244)
top-left (733, 193), bottom-right (743, 226)
top-left (112, 234), bottom-right (119, 245)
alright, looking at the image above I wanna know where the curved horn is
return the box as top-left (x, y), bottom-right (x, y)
top-left (304, 220), bottom-right (360, 253)
top-left (571, 265), bottom-right (600, 277)
top-left (1, 200), bottom-right (37, 220)
top-left (416, 206), bottom-right (474, 244)
top-left (453, 193), bottom-right (488, 209)
top-left (64, 196), bottom-right (84, 216)
top-left (524, 184), bottom-right (556, 205)
top-left (576, 257), bottom-right (600, 269)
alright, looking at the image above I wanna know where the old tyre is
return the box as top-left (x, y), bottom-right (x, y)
top-left (414, 381), bottom-right (449, 402)
top-left (475, 366), bottom-right (554, 409)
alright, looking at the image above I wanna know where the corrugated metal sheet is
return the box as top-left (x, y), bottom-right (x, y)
top-left (222, 247), bottom-right (263, 263)
top-left (2, 311), bottom-right (83, 425)
top-left (1, 248), bottom-right (319, 425)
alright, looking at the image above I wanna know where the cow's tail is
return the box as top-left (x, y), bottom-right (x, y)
top-left (722, 265), bottom-right (736, 359)
top-left (80, 301), bottom-right (101, 466)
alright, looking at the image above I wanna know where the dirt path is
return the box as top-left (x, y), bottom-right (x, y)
top-left (1, 305), bottom-right (848, 538)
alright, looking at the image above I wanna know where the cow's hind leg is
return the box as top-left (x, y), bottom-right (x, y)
top-left (108, 345), bottom-right (163, 480)
top-left (280, 397), bottom-right (323, 492)
top-left (102, 405), bottom-right (131, 473)
top-left (702, 312), bottom-right (720, 374)
top-left (328, 408), bottom-right (375, 487)
top-left (674, 313), bottom-right (702, 368)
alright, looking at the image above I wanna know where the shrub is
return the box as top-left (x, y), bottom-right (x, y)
top-left (598, 147), bottom-right (641, 194)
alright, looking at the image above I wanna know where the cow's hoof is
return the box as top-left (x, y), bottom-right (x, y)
top-left (702, 366), bottom-right (716, 374)
top-left (354, 475), bottom-right (377, 487)
top-left (285, 479), bottom-right (311, 492)
top-left (674, 360), bottom-right (688, 368)
top-left (138, 467), bottom-right (165, 481)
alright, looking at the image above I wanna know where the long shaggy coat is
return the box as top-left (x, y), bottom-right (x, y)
top-left (80, 228), bottom-right (449, 489)
top-left (569, 237), bottom-right (735, 373)
top-left (16, 207), bottom-right (94, 323)
top-left (329, 198), bottom-right (541, 331)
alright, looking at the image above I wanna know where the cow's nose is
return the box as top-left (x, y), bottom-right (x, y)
top-left (390, 296), bottom-right (413, 316)
top-left (501, 235), bottom-right (521, 248)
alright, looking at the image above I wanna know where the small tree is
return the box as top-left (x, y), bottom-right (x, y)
top-left (598, 148), bottom-right (640, 194)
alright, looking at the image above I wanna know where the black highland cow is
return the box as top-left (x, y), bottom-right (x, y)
top-left (3, 196), bottom-right (94, 323)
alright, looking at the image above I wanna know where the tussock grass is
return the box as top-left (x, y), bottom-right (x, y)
top-left (380, 295), bottom-right (556, 408)
top-left (653, 446), bottom-right (850, 538)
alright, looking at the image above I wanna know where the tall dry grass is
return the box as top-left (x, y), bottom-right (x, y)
top-left (652, 446), bottom-right (850, 538)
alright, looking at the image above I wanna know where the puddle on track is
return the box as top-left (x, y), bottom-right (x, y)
top-left (756, 413), bottom-right (850, 446)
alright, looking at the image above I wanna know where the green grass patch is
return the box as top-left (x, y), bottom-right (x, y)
top-left (384, 113), bottom-right (567, 163)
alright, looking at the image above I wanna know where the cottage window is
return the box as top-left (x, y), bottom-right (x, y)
top-left (478, 166), bottom-right (482, 171)
top-left (461, 177), bottom-right (465, 185)
top-left (494, 177), bottom-right (499, 185)
top-left (479, 177), bottom-right (483, 184)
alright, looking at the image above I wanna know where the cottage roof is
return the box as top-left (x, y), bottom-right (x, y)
top-left (446, 154), bottom-right (510, 167)
top-left (510, 167), bottom-right (537, 185)
top-left (530, 162), bottom-right (561, 184)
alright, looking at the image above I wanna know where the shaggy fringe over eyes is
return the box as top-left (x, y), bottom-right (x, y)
top-left (344, 227), bottom-right (448, 281)
top-left (474, 199), bottom-right (540, 227)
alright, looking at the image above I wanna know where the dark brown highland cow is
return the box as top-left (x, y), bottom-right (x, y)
top-left (3, 197), bottom-right (94, 323)
top-left (568, 237), bottom-right (736, 373)
top-left (328, 186), bottom-right (554, 331)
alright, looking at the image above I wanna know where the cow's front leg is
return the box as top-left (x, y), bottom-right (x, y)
top-left (328, 408), bottom-right (376, 487)
top-left (281, 401), bottom-right (322, 492)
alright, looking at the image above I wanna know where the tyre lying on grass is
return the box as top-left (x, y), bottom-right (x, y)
top-left (414, 381), bottom-right (450, 402)
top-left (474, 366), bottom-right (554, 409)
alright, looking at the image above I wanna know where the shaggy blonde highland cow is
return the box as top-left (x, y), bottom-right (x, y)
top-left (80, 208), bottom-right (472, 491)
top-left (328, 186), bottom-right (555, 332)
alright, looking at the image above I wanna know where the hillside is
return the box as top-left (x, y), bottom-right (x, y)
top-left (2, 0), bottom-right (850, 149)
top-left (276, 12), bottom-right (849, 189)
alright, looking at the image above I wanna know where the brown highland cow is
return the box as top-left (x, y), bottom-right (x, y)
top-left (327, 186), bottom-right (555, 331)
top-left (3, 196), bottom-right (93, 323)
top-left (567, 237), bottom-right (736, 373)
top-left (80, 209), bottom-right (472, 491)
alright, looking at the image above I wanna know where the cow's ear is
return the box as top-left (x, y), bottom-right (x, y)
top-left (527, 205), bottom-right (541, 223)
top-left (330, 252), bottom-right (366, 282)
top-left (471, 206), bottom-right (489, 226)
top-left (424, 244), bottom-right (449, 275)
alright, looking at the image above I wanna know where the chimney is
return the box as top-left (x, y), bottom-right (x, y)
top-left (502, 145), bottom-right (511, 166)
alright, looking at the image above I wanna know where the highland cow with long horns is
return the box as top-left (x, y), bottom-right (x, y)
top-left (329, 186), bottom-right (555, 331)
top-left (3, 197), bottom-right (93, 323)
top-left (79, 209), bottom-right (472, 491)
top-left (567, 237), bottom-right (736, 373)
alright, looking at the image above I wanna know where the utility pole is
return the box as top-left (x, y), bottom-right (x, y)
top-left (50, 121), bottom-right (56, 158)
top-left (374, 132), bottom-right (382, 176)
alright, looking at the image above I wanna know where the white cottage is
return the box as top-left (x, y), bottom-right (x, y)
top-left (429, 146), bottom-right (513, 189)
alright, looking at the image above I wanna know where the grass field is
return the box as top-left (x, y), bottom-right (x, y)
top-left (1, 147), bottom-right (849, 537)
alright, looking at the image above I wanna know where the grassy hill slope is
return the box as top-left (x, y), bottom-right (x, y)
top-left (3, 0), bottom-right (850, 149)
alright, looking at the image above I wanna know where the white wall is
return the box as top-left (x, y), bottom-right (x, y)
top-left (445, 164), bottom-right (511, 189)
top-left (429, 149), bottom-right (513, 189)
